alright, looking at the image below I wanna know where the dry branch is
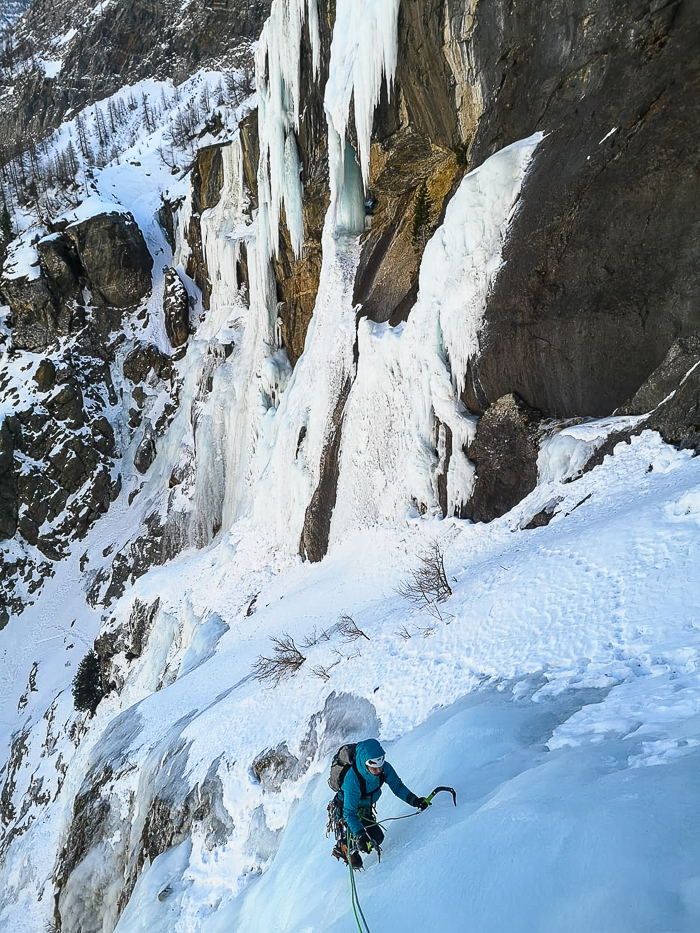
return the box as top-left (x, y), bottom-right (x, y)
top-left (252, 633), bottom-right (306, 686)
top-left (396, 540), bottom-right (452, 621)
top-left (337, 614), bottom-right (369, 641)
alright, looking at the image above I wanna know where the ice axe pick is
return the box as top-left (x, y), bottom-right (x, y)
top-left (426, 785), bottom-right (457, 806)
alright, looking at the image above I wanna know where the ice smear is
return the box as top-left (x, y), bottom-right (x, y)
top-left (113, 841), bottom-right (193, 933)
top-left (177, 612), bottom-right (229, 680)
top-left (538, 415), bottom-right (645, 484)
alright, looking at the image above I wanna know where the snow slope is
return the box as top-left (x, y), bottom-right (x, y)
top-left (2, 427), bottom-right (699, 932)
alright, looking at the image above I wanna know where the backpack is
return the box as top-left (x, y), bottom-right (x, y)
top-left (328, 743), bottom-right (385, 799)
top-left (328, 743), bottom-right (358, 793)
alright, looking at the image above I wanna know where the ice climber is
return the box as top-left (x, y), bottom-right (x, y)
top-left (330, 739), bottom-right (430, 870)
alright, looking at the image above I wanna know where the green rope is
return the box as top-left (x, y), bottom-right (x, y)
top-left (346, 833), bottom-right (373, 933)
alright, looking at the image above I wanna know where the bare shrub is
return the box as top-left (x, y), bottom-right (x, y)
top-left (310, 658), bottom-right (340, 681)
top-left (395, 624), bottom-right (412, 641)
top-left (337, 614), bottom-right (369, 642)
top-left (252, 633), bottom-right (306, 686)
top-left (396, 540), bottom-right (452, 621)
top-left (300, 626), bottom-right (332, 649)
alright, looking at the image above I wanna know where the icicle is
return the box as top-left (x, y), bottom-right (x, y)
top-left (325, 0), bottom-right (401, 187)
top-left (255, 0), bottom-right (319, 261)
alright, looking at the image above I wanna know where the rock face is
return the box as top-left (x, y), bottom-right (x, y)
top-left (353, 0), bottom-right (480, 326)
top-left (463, 0), bottom-right (700, 418)
top-left (639, 337), bottom-right (700, 451)
top-left (0, 418), bottom-right (19, 541)
top-left (464, 394), bottom-right (542, 524)
top-left (300, 376), bottom-right (352, 562)
top-left (269, 3), bottom-right (335, 366)
top-left (67, 212), bottom-right (153, 308)
top-left (619, 335), bottom-right (700, 416)
top-left (185, 145), bottom-right (226, 309)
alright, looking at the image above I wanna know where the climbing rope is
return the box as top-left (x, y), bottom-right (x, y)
top-left (340, 787), bottom-right (457, 932)
top-left (347, 834), bottom-right (373, 933)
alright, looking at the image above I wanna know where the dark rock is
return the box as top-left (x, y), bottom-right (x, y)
top-left (353, 0), bottom-right (469, 326)
top-left (163, 267), bottom-right (190, 348)
top-left (17, 513), bottom-right (40, 545)
top-left (49, 436), bottom-right (99, 495)
top-left (647, 362), bottom-right (700, 452)
top-left (464, 394), bottom-right (542, 523)
top-left (157, 197), bottom-right (181, 253)
top-left (33, 358), bottom-right (56, 391)
top-left (66, 211), bottom-right (153, 308)
top-left (90, 417), bottom-right (116, 457)
top-left (123, 343), bottom-right (167, 384)
top-left (1, 274), bottom-right (59, 351)
top-left (0, 418), bottom-right (18, 540)
top-left (463, 0), bottom-right (700, 418)
top-left (132, 386), bottom-right (147, 409)
top-left (251, 744), bottom-right (299, 793)
top-left (300, 376), bottom-right (352, 562)
top-left (45, 379), bottom-right (85, 428)
top-left (134, 423), bottom-right (157, 474)
top-left (524, 497), bottom-right (564, 530)
top-left (185, 145), bottom-right (226, 310)
top-left (619, 335), bottom-right (700, 415)
top-left (37, 235), bottom-right (83, 306)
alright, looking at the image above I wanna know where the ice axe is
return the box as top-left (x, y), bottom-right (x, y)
top-left (425, 785), bottom-right (457, 806)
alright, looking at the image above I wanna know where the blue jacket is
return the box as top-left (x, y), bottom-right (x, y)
top-left (340, 739), bottom-right (415, 836)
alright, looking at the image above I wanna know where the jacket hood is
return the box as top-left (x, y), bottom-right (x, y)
top-left (355, 739), bottom-right (385, 777)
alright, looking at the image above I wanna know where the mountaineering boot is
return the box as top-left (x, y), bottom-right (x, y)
top-left (332, 842), bottom-right (363, 870)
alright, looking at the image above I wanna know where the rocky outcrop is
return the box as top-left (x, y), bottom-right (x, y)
top-left (163, 267), bottom-right (190, 348)
top-left (463, 0), bottom-right (700, 418)
top-left (464, 394), bottom-right (542, 524)
top-left (67, 212), bottom-right (153, 308)
top-left (619, 335), bottom-right (700, 417)
top-left (122, 342), bottom-right (170, 384)
top-left (94, 597), bottom-right (161, 693)
top-left (646, 347), bottom-right (700, 452)
top-left (0, 417), bottom-right (19, 541)
top-left (2, 211), bottom-right (152, 352)
top-left (134, 421), bottom-right (157, 475)
top-left (300, 376), bottom-right (352, 562)
top-left (0, 274), bottom-right (80, 353)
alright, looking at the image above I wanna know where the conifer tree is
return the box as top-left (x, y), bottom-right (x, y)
top-left (71, 649), bottom-right (103, 716)
top-left (411, 180), bottom-right (433, 251)
top-left (0, 201), bottom-right (12, 247)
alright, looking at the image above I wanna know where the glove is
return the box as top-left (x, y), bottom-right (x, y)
top-left (355, 830), bottom-right (373, 853)
top-left (408, 793), bottom-right (431, 811)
